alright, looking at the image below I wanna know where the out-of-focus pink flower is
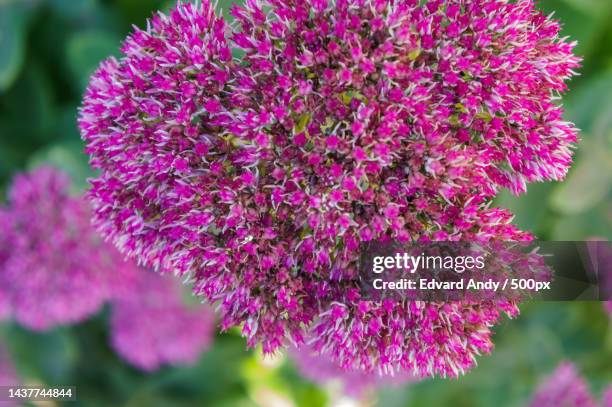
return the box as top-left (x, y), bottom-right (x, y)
top-left (110, 271), bottom-right (214, 371)
top-left (605, 302), bottom-right (612, 318)
top-left (585, 240), bottom-right (612, 317)
top-left (290, 343), bottom-right (414, 399)
top-left (0, 294), bottom-right (9, 323)
top-left (0, 213), bottom-right (13, 321)
top-left (0, 342), bottom-right (19, 406)
top-left (79, 0), bottom-right (580, 378)
top-left (528, 363), bottom-right (597, 407)
top-left (602, 386), bottom-right (612, 407)
top-left (0, 167), bottom-right (139, 331)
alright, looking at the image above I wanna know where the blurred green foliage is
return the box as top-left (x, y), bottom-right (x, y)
top-left (0, 0), bottom-right (610, 406)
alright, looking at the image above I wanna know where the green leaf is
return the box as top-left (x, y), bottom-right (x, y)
top-left (3, 324), bottom-right (78, 383)
top-left (537, 0), bottom-right (602, 56)
top-left (495, 183), bottom-right (553, 234)
top-left (66, 31), bottom-right (121, 92)
top-left (28, 140), bottom-right (93, 192)
top-left (559, 0), bottom-right (612, 18)
top-left (0, 140), bottom-right (24, 190)
top-left (294, 112), bottom-right (312, 134)
top-left (567, 72), bottom-right (612, 134)
top-left (114, 0), bottom-right (165, 26)
top-left (0, 64), bottom-right (55, 142)
top-left (48, 0), bottom-right (101, 20)
top-left (550, 141), bottom-right (611, 215)
top-left (551, 204), bottom-right (612, 240)
top-left (0, 4), bottom-right (28, 91)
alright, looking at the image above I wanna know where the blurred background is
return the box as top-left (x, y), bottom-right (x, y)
top-left (0, 0), bottom-right (610, 406)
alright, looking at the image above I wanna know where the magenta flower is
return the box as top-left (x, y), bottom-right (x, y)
top-left (528, 363), bottom-right (598, 407)
top-left (289, 343), bottom-right (414, 399)
top-left (0, 167), bottom-right (139, 331)
top-left (109, 271), bottom-right (214, 371)
top-left (79, 0), bottom-right (580, 377)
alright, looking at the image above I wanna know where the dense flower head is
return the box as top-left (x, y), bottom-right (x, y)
top-left (110, 271), bottom-right (214, 371)
top-left (0, 167), bottom-right (140, 331)
top-left (528, 363), bottom-right (598, 407)
top-left (289, 344), bottom-right (414, 398)
top-left (79, 0), bottom-right (580, 377)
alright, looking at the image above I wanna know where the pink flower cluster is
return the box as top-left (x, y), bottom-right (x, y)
top-left (0, 167), bottom-right (138, 331)
top-left (0, 167), bottom-right (214, 371)
top-left (528, 363), bottom-right (612, 407)
top-left (110, 271), bottom-right (215, 371)
top-left (79, 0), bottom-right (580, 377)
